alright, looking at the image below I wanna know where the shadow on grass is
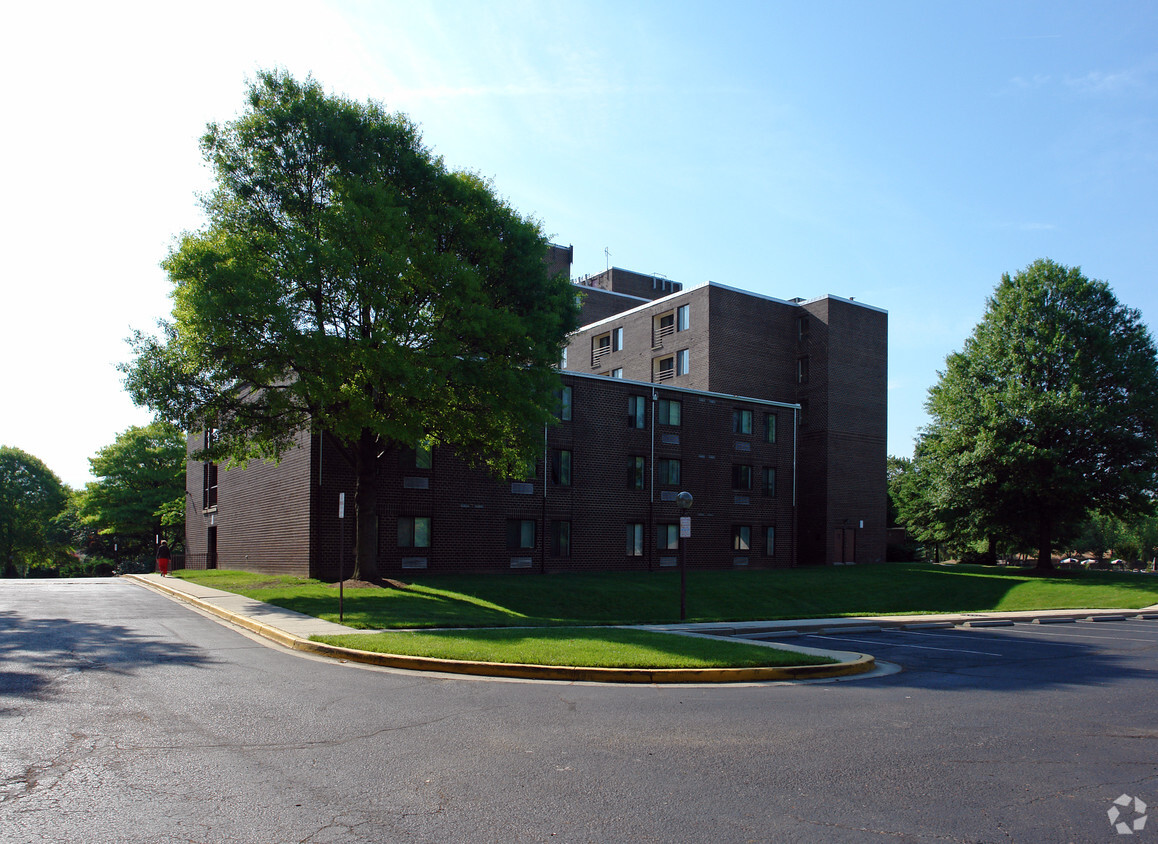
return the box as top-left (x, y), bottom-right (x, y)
top-left (181, 564), bottom-right (1158, 629)
top-left (252, 587), bottom-right (529, 629)
top-left (404, 564), bottom-right (1158, 622)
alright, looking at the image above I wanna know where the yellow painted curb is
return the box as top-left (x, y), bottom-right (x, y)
top-left (129, 575), bottom-right (875, 683)
top-left (294, 639), bottom-right (876, 683)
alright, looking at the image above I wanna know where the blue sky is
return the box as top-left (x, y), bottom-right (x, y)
top-left (2, 1), bottom-right (1156, 488)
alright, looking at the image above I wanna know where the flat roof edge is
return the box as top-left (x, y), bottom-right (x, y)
top-left (708, 282), bottom-right (887, 314)
top-left (798, 292), bottom-right (888, 314)
top-left (574, 281), bottom-right (886, 333)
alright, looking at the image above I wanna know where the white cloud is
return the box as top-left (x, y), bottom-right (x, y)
top-left (1065, 68), bottom-right (1144, 95)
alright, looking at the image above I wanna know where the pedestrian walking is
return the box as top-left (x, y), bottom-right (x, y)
top-left (157, 540), bottom-right (171, 577)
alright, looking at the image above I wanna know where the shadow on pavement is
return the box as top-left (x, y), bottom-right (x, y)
top-left (0, 609), bottom-right (216, 708)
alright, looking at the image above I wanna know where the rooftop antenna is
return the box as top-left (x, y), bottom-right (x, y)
top-left (604, 247), bottom-right (611, 272)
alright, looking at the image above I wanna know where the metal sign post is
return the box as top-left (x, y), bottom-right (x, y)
top-left (677, 492), bottom-right (693, 622)
top-left (338, 493), bottom-right (345, 622)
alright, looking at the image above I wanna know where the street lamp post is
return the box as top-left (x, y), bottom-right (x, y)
top-left (677, 491), bottom-right (693, 622)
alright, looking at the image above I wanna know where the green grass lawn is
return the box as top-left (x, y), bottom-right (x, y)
top-left (172, 564), bottom-right (1158, 669)
top-left (175, 563), bottom-right (1158, 629)
top-left (316, 627), bottom-right (831, 668)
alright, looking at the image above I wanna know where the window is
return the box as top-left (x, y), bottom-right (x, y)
top-left (657, 523), bottom-right (680, 551)
top-left (202, 427), bottom-right (218, 510)
top-left (764, 413), bottom-right (777, 444)
top-left (732, 464), bottom-right (753, 490)
top-left (657, 398), bottom-right (681, 426)
top-left (593, 332), bottom-right (611, 367)
top-left (676, 349), bottom-right (689, 376)
top-left (202, 461), bottom-right (218, 510)
top-left (797, 356), bottom-right (809, 385)
top-left (654, 355), bottom-right (674, 381)
top-left (401, 441), bottom-right (433, 470)
top-left (557, 386), bottom-right (572, 422)
top-left (733, 409), bottom-right (752, 435)
top-left (627, 395), bottom-right (646, 428)
top-left (765, 526), bottom-right (776, 556)
top-left (797, 315), bottom-right (810, 343)
top-left (561, 346), bottom-right (568, 368)
top-left (732, 525), bottom-right (751, 552)
top-left (398, 516), bottom-right (431, 548)
top-left (627, 456), bottom-right (645, 490)
top-left (551, 449), bottom-right (572, 486)
top-left (612, 327), bottom-right (623, 351)
top-left (653, 311), bottom-right (675, 346)
top-left (550, 521), bottom-right (571, 557)
top-left (626, 523), bottom-right (644, 556)
top-left (507, 519), bottom-right (536, 550)
top-left (762, 467), bottom-right (776, 497)
top-left (611, 368), bottom-right (623, 379)
top-left (677, 304), bottom-right (689, 332)
top-left (658, 458), bottom-right (681, 485)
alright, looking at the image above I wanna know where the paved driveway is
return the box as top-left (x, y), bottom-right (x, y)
top-left (3, 579), bottom-right (1157, 843)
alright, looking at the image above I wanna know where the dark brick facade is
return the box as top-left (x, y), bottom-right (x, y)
top-left (563, 282), bottom-right (888, 566)
top-left (186, 246), bottom-right (887, 576)
top-left (185, 428), bottom-right (314, 573)
top-left (191, 374), bottom-right (798, 579)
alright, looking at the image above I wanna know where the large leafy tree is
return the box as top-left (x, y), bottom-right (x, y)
top-left (0, 446), bottom-right (69, 577)
top-left (910, 259), bottom-right (1158, 570)
top-left (77, 421), bottom-right (186, 555)
top-left (122, 71), bottom-right (578, 581)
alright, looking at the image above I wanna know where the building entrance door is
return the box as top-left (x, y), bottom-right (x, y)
top-left (833, 527), bottom-right (856, 564)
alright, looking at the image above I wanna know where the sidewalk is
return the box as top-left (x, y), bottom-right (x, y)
top-left (125, 573), bottom-right (1158, 684)
top-left (641, 604), bottom-right (1158, 639)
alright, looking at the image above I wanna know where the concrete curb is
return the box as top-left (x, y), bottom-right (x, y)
top-left (126, 574), bottom-right (876, 684)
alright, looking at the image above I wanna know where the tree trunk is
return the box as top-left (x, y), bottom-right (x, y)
top-left (350, 429), bottom-right (380, 582)
top-left (1036, 518), bottom-right (1054, 571)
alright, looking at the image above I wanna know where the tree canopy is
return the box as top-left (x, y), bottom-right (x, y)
top-left (0, 446), bottom-right (69, 577)
top-left (122, 70), bottom-right (579, 581)
top-left (77, 421), bottom-right (186, 555)
top-left (901, 259), bottom-right (1158, 569)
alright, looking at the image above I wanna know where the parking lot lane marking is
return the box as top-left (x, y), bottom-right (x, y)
top-left (892, 628), bottom-right (1057, 645)
top-left (803, 634), bottom-right (1005, 657)
top-left (985, 626), bottom-right (1158, 644)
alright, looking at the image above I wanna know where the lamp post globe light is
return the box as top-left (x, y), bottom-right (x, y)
top-left (677, 492), bottom-right (692, 621)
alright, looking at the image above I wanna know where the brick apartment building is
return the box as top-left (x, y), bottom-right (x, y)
top-left (184, 246), bottom-right (887, 578)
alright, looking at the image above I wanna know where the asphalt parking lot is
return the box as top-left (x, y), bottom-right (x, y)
top-left (745, 616), bottom-right (1158, 686)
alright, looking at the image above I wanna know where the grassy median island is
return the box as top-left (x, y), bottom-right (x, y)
top-left (313, 627), bottom-right (832, 668)
top-left (174, 564), bottom-right (1158, 629)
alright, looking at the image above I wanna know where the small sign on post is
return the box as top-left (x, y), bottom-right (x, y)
top-left (676, 491), bottom-right (694, 622)
top-left (338, 493), bottom-right (346, 621)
